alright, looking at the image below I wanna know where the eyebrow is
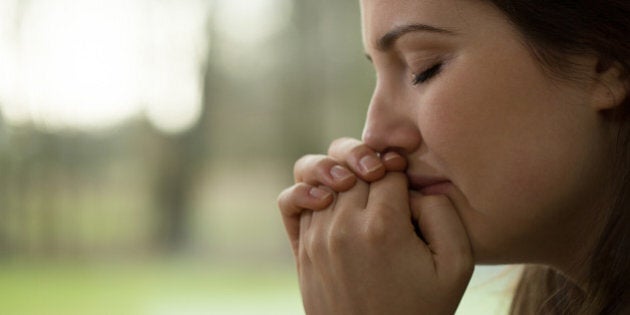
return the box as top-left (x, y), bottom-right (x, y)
top-left (375, 23), bottom-right (457, 52)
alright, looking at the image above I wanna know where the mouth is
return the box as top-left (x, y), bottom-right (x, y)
top-left (407, 174), bottom-right (452, 195)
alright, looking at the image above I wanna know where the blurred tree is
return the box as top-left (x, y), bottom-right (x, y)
top-left (278, 0), bottom-right (327, 164)
top-left (0, 0), bottom-right (373, 261)
top-left (276, 0), bottom-right (371, 168)
top-left (150, 4), bottom-right (218, 253)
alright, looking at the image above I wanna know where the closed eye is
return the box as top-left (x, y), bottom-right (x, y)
top-left (412, 63), bottom-right (442, 85)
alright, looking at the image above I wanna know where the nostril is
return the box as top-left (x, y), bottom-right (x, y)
top-left (362, 94), bottom-right (422, 153)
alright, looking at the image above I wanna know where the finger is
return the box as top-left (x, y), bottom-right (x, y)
top-left (293, 154), bottom-right (357, 191)
top-left (298, 210), bottom-right (313, 259)
top-left (327, 137), bottom-right (385, 182)
top-left (278, 184), bottom-right (334, 255)
top-left (409, 192), bottom-right (473, 281)
top-left (278, 183), bottom-right (335, 215)
top-left (381, 151), bottom-right (407, 172)
top-left (334, 178), bottom-right (370, 214)
top-left (307, 200), bottom-right (334, 262)
top-left (366, 172), bottom-right (410, 219)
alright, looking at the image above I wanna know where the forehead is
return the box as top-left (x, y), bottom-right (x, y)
top-left (361, 0), bottom-right (456, 38)
top-left (360, 0), bottom-right (506, 49)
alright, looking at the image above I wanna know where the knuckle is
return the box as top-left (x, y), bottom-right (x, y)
top-left (314, 157), bottom-right (336, 175)
top-left (371, 202), bottom-right (399, 222)
top-left (293, 154), bottom-right (320, 180)
top-left (303, 228), bottom-right (326, 259)
top-left (294, 154), bottom-right (315, 170)
top-left (348, 143), bottom-right (372, 160)
top-left (276, 186), bottom-right (294, 210)
top-left (277, 184), bottom-right (311, 214)
top-left (329, 137), bottom-right (364, 158)
top-left (328, 137), bottom-right (355, 153)
top-left (294, 155), bottom-right (340, 184)
top-left (327, 221), bottom-right (351, 254)
top-left (361, 215), bottom-right (390, 245)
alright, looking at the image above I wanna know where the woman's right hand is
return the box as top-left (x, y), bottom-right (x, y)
top-left (277, 137), bottom-right (407, 257)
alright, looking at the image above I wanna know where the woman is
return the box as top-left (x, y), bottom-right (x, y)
top-left (278, 1), bottom-right (629, 314)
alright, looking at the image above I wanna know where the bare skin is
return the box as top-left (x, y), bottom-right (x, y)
top-left (278, 0), bottom-right (628, 313)
top-left (278, 140), bottom-right (473, 314)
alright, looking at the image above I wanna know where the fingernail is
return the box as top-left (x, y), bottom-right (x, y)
top-left (309, 187), bottom-right (331, 200)
top-left (359, 155), bottom-right (382, 174)
top-left (330, 165), bottom-right (353, 181)
top-left (382, 151), bottom-right (402, 162)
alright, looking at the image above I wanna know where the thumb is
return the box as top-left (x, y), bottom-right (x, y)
top-left (409, 192), bottom-right (473, 282)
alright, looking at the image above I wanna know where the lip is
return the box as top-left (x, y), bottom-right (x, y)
top-left (407, 174), bottom-right (452, 195)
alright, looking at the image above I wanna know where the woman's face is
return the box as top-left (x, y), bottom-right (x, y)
top-left (360, 0), bottom-right (612, 267)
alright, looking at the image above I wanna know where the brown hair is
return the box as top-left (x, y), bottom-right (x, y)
top-left (483, 1), bottom-right (630, 314)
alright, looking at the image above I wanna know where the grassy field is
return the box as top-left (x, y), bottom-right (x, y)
top-left (0, 261), bottom-right (515, 315)
top-left (0, 261), bottom-right (302, 315)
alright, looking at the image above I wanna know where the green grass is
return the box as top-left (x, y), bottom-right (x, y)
top-left (0, 262), bottom-right (514, 315)
top-left (0, 261), bottom-right (302, 315)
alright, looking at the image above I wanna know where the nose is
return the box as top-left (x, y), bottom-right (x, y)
top-left (361, 84), bottom-right (422, 154)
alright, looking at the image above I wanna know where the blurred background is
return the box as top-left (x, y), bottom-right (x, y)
top-left (0, 0), bottom-right (517, 314)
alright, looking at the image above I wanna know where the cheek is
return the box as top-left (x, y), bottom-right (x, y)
top-left (416, 54), bottom-right (604, 259)
top-left (422, 53), bottom-right (569, 196)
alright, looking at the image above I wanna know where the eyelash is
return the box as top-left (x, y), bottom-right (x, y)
top-left (411, 62), bottom-right (443, 85)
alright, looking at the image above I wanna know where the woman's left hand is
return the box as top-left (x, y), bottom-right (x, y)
top-left (296, 171), bottom-right (473, 315)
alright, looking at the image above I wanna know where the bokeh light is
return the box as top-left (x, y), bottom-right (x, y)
top-left (215, 0), bottom-right (293, 46)
top-left (0, 0), bottom-right (209, 134)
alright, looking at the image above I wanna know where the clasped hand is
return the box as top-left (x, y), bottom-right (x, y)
top-left (278, 138), bottom-right (473, 315)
